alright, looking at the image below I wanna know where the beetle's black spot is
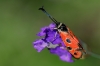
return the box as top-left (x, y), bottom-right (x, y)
top-left (67, 46), bottom-right (72, 50)
top-left (74, 52), bottom-right (77, 55)
top-left (66, 39), bottom-right (71, 43)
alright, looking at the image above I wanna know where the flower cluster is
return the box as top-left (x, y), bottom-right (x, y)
top-left (33, 23), bottom-right (74, 63)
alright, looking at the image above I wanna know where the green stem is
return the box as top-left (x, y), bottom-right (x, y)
top-left (87, 51), bottom-right (100, 59)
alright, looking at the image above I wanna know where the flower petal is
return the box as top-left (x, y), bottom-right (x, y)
top-left (46, 31), bottom-right (56, 42)
top-left (60, 54), bottom-right (74, 63)
top-left (49, 46), bottom-right (74, 62)
top-left (33, 39), bottom-right (48, 52)
top-left (52, 37), bottom-right (62, 44)
top-left (49, 46), bottom-right (66, 56)
top-left (49, 23), bottom-right (56, 29)
top-left (37, 26), bottom-right (48, 37)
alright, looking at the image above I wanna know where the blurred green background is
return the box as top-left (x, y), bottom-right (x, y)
top-left (0, 0), bottom-right (100, 66)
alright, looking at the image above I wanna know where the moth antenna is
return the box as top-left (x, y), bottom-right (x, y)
top-left (39, 6), bottom-right (58, 24)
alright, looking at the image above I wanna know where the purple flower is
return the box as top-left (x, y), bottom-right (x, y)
top-left (33, 23), bottom-right (74, 63)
